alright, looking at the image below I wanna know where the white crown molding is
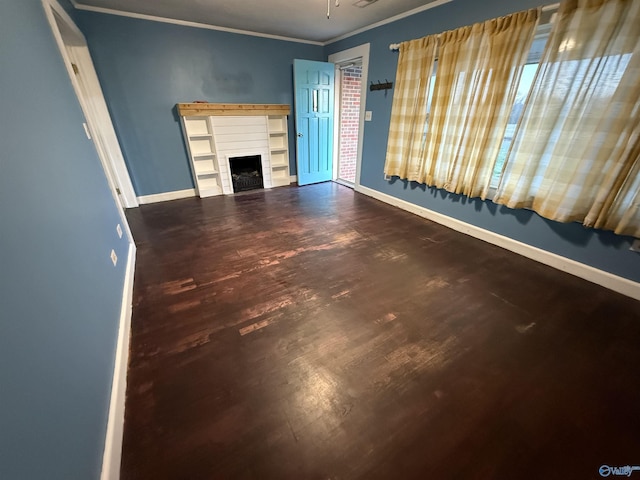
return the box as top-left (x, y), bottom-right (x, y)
top-left (69, 0), bottom-right (453, 46)
top-left (324, 0), bottom-right (453, 45)
top-left (71, 3), bottom-right (324, 45)
top-left (355, 185), bottom-right (640, 302)
top-left (328, 0), bottom-right (557, 46)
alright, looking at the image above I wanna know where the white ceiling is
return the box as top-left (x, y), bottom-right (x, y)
top-left (72, 0), bottom-right (449, 43)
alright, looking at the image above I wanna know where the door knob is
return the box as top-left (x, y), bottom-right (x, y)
top-left (297, 133), bottom-right (303, 137)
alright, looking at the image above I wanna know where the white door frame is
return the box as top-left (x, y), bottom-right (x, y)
top-left (328, 43), bottom-right (370, 189)
top-left (42, 0), bottom-right (138, 211)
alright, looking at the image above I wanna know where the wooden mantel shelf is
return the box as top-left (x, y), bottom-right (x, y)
top-left (177, 103), bottom-right (290, 117)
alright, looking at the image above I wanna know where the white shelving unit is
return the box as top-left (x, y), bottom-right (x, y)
top-left (180, 116), bottom-right (222, 197)
top-left (178, 104), bottom-right (291, 197)
top-left (267, 115), bottom-right (291, 187)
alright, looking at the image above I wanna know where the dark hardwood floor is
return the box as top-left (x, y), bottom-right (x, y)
top-left (122, 182), bottom-right (640, 479)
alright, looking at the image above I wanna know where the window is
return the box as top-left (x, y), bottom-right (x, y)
top-left (492, 0), bottom-right (640, 236)
top-left (414, 12), bottom-right (552, 193)
top-left (489, 21), bottom-right (551, 189)
top-left (421, 62), bottom-right (437, 147)
top-left (386, 2), bottom-right (640, 236)
top-left (489, 62), bottom-right (539, 188)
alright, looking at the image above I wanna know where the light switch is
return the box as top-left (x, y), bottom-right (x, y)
top-left (365, 111), bottom-right (373, 121)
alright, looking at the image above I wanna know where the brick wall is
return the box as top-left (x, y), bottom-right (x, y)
top-left (338, 66), bottom-right (362, 183)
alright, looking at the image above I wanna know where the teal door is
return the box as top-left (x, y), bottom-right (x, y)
top-left (293, 59), bottom-right (335, 186)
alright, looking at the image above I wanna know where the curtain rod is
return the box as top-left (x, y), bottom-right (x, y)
top-left (388, 2), bottom-right (560, 51)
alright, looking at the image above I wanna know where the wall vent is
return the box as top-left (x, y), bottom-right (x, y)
top-left (353, 0), bottom-right (379, 8)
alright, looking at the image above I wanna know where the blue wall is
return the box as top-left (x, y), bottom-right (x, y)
top-left (78, 12), bottom-right (324, 197)
top-left (0, 1), bottom-right (129, 478)
top-left (326, 0), bottom-right (640, 283)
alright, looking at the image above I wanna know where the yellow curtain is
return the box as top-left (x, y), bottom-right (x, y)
top-left (494, 0), bottom-right (640, 237)
top-left (420, 9), bottom-right (539, 198)
top-left (383, 36), bottom-right (437, 180)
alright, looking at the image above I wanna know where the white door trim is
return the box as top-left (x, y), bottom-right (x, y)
top-left (328, 43), bottom-right (370, 189)
top-left (331, 64), bottom-right (341, 183)
top-left (42, 0), bottom-right (138, 210)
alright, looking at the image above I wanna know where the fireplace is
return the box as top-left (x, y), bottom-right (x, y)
top-left (229, 155), bottom-right (264, 192)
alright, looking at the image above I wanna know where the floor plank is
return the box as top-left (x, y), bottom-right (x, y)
top-left (122, 182), bottom-right (640, 479)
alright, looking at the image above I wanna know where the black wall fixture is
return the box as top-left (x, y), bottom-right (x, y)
top-left (370, 80), bottom-right (393, 92)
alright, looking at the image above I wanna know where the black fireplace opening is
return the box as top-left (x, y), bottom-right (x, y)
top-left (229, 155), bottom-right (264, 193)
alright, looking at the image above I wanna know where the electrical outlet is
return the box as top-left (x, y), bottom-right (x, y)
top-left (110, 249), bottom-right (118, 266)
top-left (365, 111), bottom-right (373, 121)
top-left (116, 224), bottom-right (123, 239)
top-left (630, 239), bottom-right (640, 253)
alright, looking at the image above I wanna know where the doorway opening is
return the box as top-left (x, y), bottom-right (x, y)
top-left (336, 62), bottom-right (363, 185)
top-left (328, 43), bottom-right (370, 190)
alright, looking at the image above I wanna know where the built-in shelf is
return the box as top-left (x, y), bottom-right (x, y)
top-left (198, 186), bottom-right (222, 197)
top-left (267, 114), bottom-right (290, 187)
top-left (183, 117), bottom-right (210, 136)
top-left (196, 168), bottom-right (218, 176)
top-left (271, 168), bottom-right (290, 183)
top-left (180, 115), bottom-right (223, 197)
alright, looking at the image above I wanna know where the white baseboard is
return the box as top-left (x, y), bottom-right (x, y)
top-left (290, 175), bottom-right (297, 183)
top-left (101, 241), bottom-right (136, 480)
top-left (356, 185), bottom-right (640, 301)
top-left (137, 188), bottom-right (195, 204)
top-left (334, 178), bottom-right (355, 189)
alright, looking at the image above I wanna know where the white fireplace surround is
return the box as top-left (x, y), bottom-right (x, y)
top-left (178, 103), bottom-right (291, 198)
top-left (213, 116), bottom-right (273, 194)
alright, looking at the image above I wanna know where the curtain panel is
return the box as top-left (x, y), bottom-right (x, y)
top-left (384, 36), bottom-right (438, 180)
top-left (494, 0), bottom-right (640, 237)
top-left (421, 9), bottom-right (539, 198)
top-left (383, 9), bottom-right (539, 198)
